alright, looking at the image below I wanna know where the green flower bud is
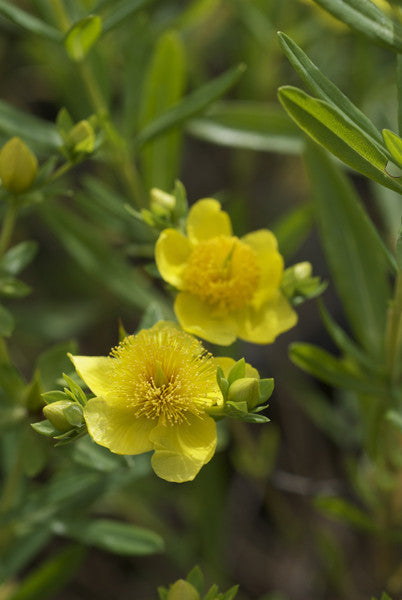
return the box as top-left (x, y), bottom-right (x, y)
top-left (0, 137), bottom-right (38, 194)
top-left (67, 120), bottom-right (95, 154)
top-left (228, 377), bottom-right (260, 410)
top-left (150, 188), bottom-right (176, 214)
top-left (167, 580), bottom-right (200, 600)
top-left (43, 400), bottom-right (76, 432)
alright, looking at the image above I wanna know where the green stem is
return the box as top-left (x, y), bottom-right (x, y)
top-left (50, 0), bottom-right (70, 33)
top-left (397, 55), bottom-right (402, 137)
top-left (0, 201), bottom-right (18, 260)
top-left (385, 271), bottom-right (402, 387)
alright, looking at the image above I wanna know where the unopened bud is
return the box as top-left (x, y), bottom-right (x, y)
top-left (167, 580), bottom-right (200, 600)
top-left (292, 261), bottom-right (312, 280)
top-left (150, 188), bottom-right (176, 214)
top-left (43, 400), bottom-right (76, 432)
top-left (0, 137), bottom-right (38, 194)
top-left (228, 377), bottom-right (260, 410)
top-left (67, 120), bottom-right (95, 154)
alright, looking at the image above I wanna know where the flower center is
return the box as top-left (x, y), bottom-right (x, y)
top-left (183, 236), bottom-right (260, 311)
top-left (109, 325), bottom-right (221, 424)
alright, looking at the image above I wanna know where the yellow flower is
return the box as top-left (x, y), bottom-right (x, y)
top-left (69, 322), bottom-right (223, 483)
top-left (155, 198), bottom-right (297, 345)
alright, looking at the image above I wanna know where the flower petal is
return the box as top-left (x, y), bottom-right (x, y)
top-left (175, 292), bottom-right (236, 346)
top-left (235, 291), bottom-right (297, 344)
top-left (155, 228), bottom-right (192, 289)
top-left (69, 355), bottom-right (115, 397)
top-left (84, 397), bottom-right (155, 455)
top-left (242, 230), bottom-right (284, 307)
top-left (149, 413), bottom-right (217, 482)
top-left (187, 199), bottom-right (232, 245)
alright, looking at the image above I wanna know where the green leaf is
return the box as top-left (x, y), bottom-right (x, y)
top-left (396, 221), bottom-right (402, 272)
top-left (138, 30), bottom-right (186, 190)
top-left (31, 419), bottom-right (61, 437)
top-left (39, 202), bottom-right (165, 311)
top-left (0, 101), bottom-right (61, 152)
top-left (134, 64), bottom-right (246, 149)
top-left (8, 545), bottom-right (85, 600)
top-left (56, 518), bottom-right (165, 556)
top-left (64, 15), bottom-right (103, 62)
top-left (0, 527), bottom-right (52, 584)
top-left (1, 241), bottom-right (38, 275)
top-left (272, 203), bottom-right (314, 261)
top-left (137, 301), bottom-right (174, 331)
top-left (20, 427), bottom-right (48, 477)
top-left (0, 277), bottom-right (31, 298)
top-left (314, 495), bottom-right (376, 532)
top-left (186, 566), bottom-right (204, 594)
top-left (227, 358), bottom-right (246, 385)
top-left (102, 0), bottom-right (155, 32)
top-left (0, 0), bottom-right (61, 42)
top-left (386, 409), bottom-right (402, 432)
top-left (278, 86), bottom-right (402, 194)
top-left (311, 0), bottom-right (402, 53)
top-left (278, 32), bottom-right (384, 153)
top-left (72, 436), bottom-right (123, 472)
top-left (0, 363), bottom-right (25, 399)
top-left (221, 586), bottom-right (239, 600)
top-left (289, 343), bottom-right (386, 395)
top-left (305, 142), bottom-right (392, 355)
top-left (187, 101), bottom-right (303, 154)
top-left (0, 303), bottom-right (14, 336)
top-left (318, 300), bottom-right (379, 370)
top-left (382, 129), bottom-right (402, 169)
top-left (259, 378), bottom-right (274, 402)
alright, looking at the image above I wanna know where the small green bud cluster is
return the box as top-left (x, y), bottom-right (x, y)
top-left (212, 359), bottom-right (274, 424)
top-left (158, 566), bottom-right (239, 600)
top-left (281, 261), bottom-right (327, 306)
top-left (131, 180), bottom-right (188, 231)
top-left (0, 137), bottom-right (38, 195)
top-left (32, 373), bottom-right (88, 446)
top-left (56, 108), bottom-right (96, 162)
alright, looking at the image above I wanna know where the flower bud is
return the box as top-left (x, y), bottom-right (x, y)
top-left (167, 580), bottom-right (200, 600)
top-left (67, 120), bottom-right (95, 154)
top-left (228, 377), bottom-right (260, 410)
top-left (150, 188), bottom-right (176, 214)
top-left (43, 400), bottom-right (76, 432)
top-left (0, 137), bottom-right (38, 194)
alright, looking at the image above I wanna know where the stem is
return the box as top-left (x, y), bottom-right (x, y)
top-left (385, 271), bottom-right (402, 386)
top-left (397, 55), bottom-right (402, 137)
top-left (0, 201), bottom-right (18, 260)
top-left (50, 0), bottom-right (70, 33)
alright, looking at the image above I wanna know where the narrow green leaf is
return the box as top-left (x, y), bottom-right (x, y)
top-left (259, 378), bottom-right (274, 402)
top-left (39, 202), bottom-right (166, 311)
top-left (0, 101), bottom-right (61, 152)
top-left (278, 86), bottom-right (402, 194)
top-left (383, 129), bottom-right (402, 168)
top-left (9, 545), bottom-right (85, 600)
top-left (187, 101), bottom-right (303, 154)
top-left (314, 495), bottom-right (376, 532)
top-left (272, 203), bottom-right (314, 260)
top-left (386, 409), bottom-right (402, 432)
top-left (42, 390), bottom-right (70, 405)
top-left (0, 0), bottom-right (61, 42)
top-left (1, 241), bottom-right (38, 275)
top-left (318, 300), bottom-right (380, 370)
top-left (311, 0), bottom-right (402, 53)
top-left (0, 303), bottom-right (14, 336)
top-left (0, 277), bottom-right (31, 298)
top-left (305, 142), bottom-right (392, 355)
top-left (289, 343), bottom-right (386, 395)
top-left (134, 64), bottom-right (246, 149)
top-left (64, 15), bottom-right (102, 62)
top-left (56, 518), bottom-right (165, 556)
top-left (221, 586), bottom-right (240, 600)
top-left (397, 221), bottom-right (402, 271)
top-left (278, 32), bottom-right (385, 152)
top-left (138, 30), bottom-right (186, 190)
top-left (102, 0), bottom-right (155, 32)
top-left (31, 419), bottom-right (60, 437)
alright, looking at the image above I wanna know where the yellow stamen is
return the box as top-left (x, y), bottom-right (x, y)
top-left (183, 236), bottom-right (260, 311)
top-left (108, 325), bottom-right (221, 425)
